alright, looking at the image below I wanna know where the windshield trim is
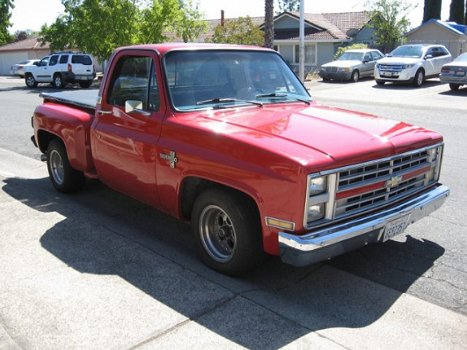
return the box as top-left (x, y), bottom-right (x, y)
top-left (162, 49), bottom-right (312, 113)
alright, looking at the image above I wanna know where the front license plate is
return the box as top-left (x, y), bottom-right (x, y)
top-left (383, 215), bottom-right (411, 242)
top-left (382, 72), bottom-right (392, 77)
top-left (455, 71), bottom-right (465, 76)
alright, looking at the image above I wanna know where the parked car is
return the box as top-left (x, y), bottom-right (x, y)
top-left (319, 49), bottom-right (384, 82)
top-left (23, 51), bottom-right (95, 89)
top-left (439, 52), bottom-right (467, 91)
top-left (10, 59), bottom-right (39, 77)
top-left (375, 44), bottom-right (452, 87)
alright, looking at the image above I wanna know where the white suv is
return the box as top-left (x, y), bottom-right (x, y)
top-left (24, 52), bottom-right (96, 89)
top-left (374, 44), bottom-right (452, 87)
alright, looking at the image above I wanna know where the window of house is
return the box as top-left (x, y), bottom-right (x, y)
top-left (294, 44), bottom-right (316, 65)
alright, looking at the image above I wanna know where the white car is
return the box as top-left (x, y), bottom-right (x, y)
top-left (374, 44), bottom-right (452, 87)
top-left (24, 51), bottom-right (95, 89)
top-left (10, 59), bottom-right (39, 77)
top-left (439, 52), bottom-right (467, 91)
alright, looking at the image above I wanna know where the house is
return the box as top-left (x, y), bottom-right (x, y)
top-left (0, 37), bottom-right (50, 75)
top-left (407, 19), bottom-right (467, 58)
top-left (193, 11), bottom-right (374, 74)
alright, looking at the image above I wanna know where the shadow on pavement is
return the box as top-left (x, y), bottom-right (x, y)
top-left (2, 176), bottom-right (445, 348)
top-left (371, 80), bottom-right (444, 90)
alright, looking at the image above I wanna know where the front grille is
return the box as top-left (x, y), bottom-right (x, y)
top-left (334, 147), bottom-right (441, 219)
top-left (304, 144), bottom-right (443, 228)
top-left (326, 67), bottom-right (338, 73)
top-left (378, 64), bottom-right (403, 72)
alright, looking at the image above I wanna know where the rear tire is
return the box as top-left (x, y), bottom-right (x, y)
top-left (25, 74), bottom-right (37, 88)
top-left (46, 139), bottom-right (85, 193)
top-left (191, 189), bottom-right (264, 276)
top-left (413, 69), bottom-right (425, 87)
top-left (449, 83), bottom-right (460, 91)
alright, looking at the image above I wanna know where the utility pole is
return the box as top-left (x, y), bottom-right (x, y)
top-left (299, 0), bottom-right (305, 81)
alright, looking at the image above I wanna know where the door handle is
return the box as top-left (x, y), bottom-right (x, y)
top-left (98, 110), bottom-right (112, 115)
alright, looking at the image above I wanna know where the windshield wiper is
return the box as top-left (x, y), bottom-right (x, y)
top-left (196, 97), bottom-right (263, 108)
top-left (256, 93), bottom-right (311, 105)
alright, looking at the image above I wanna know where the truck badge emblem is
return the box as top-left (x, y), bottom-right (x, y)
top-left (160, 151), bottom-right (178, 168)
top-left (386, 175), bottom-right (403, 189)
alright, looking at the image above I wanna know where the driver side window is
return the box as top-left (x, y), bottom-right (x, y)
top-left (107, 55), bottom-right (159, 111)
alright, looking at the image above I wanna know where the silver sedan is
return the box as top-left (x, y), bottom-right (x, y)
top-left (439, 52), bottom-right (467, 91)
top-left (319, 49), bottom-right (384, 82)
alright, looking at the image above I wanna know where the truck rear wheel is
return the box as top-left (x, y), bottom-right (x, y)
top-left (191, 189), bottom-right (264, 276)
top-left (46, 139), bottom-right (85, 193)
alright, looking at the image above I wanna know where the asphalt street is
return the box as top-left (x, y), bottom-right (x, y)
top-left (0, 76), bottom-right (466, 349)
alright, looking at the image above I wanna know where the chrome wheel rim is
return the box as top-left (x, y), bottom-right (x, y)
top-left (54, 76), bottom-right (62, 87)
top-left (26, 76), bottom-right (35, 86)
top-left (199, 205), bottom-right (236, 262)
top-left (49, 149), bottom-right (65, 185)
top-left (352, 71), bottom-right (358, 82)
top-left (416, 72), bottom-right (423, 86)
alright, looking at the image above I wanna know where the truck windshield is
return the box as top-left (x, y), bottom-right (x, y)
top-left (164, 50), bottom-right (311, 111)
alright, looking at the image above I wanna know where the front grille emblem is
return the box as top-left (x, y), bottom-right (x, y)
top-left (386, 175), bottom-right (403, 189)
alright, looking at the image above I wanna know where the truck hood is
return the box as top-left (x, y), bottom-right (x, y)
top-left (377, 57), bottom-right (421, 65)
top-left (191, 103), bottom-right (442, 170)
top-left (321, 60), bottom-right (362, 68)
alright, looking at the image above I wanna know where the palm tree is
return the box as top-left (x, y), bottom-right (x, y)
top-left (264, 0), bottom-right (274, 48)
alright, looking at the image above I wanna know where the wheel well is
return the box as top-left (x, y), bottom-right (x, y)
top-left (37, 130), bottom-right (61, 153)
top-left (180, 177), bottom-right (260, 222)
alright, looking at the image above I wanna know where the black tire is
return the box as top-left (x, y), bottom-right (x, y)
top-left (191, 188), bottom-right (264, 276)
top-left (25, 74), bottom-right (37, 88)
top-left (376, 80), bottom-right (385, 86)
top-left (449, 83), bottom-right (460, 91)
top-left (413, 69), bottom-right (425, 87)
top-left (46, 139), bottom-right (85, 193)
top-left (322, 77), bottom-right (330, 82)
top-left (53, 73), bottom-right (66, 89)
top-left (79, 81), bottom-right (93, 88)
top-left (351, 70), bottom-right (359, 82)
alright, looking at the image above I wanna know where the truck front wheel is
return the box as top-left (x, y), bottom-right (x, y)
top-left (192, 189), bottom-right (264, 276)
top-left (46, 139), bottom-right (85, 193)
top-left (25, 74), bottom-right (37, 88)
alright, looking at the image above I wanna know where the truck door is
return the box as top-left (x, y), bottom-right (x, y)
top-left (91, 50), bottom-right (166, 207)
top-left (35, 56), bottom-right (50, 82)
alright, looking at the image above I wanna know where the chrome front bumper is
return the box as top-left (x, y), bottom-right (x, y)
top-left (279, 185), bottom-right (450, 267)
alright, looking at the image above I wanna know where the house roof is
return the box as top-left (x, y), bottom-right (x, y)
top-left (407, 19), bottom-right (467, 37)
top-left (178, 11), bottom-right (371, 43)
top-left (0, 37), bottom-right (50, 52)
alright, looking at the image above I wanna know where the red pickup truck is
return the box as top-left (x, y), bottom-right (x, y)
top-left (31, 43), bottom-right (450, 275)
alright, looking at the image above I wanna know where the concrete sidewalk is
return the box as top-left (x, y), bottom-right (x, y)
top-left (1, 147), bottom-right (466, 350)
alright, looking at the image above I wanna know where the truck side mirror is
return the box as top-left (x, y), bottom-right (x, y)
top-left (125, 100), bottom-right (150, 116)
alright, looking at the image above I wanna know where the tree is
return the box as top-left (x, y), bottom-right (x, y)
top-left (278, 0), bottom-right (299, 12)
top-left (209, 16), bottom-right (264, 46)
top-left (40, 0), bottom-right (206, 62)
top-left (0, 0), bottom-right (14, 45)
top-left (13, 29), bottom-right (35, 42)
top-left (449, 0), bottom-right (465, 23)
top-left (367, 0), bottom-right (411, 53)
top-left (423, 0), bottom-right (442, 22)
top-left (264, 0), bottom-right (274, 48)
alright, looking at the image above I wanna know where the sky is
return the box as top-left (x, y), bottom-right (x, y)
top-left (9, 0), bottom-right (452, 34)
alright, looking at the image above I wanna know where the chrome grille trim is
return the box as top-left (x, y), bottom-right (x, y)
top-left (305, 143), bottom-right (444, 229)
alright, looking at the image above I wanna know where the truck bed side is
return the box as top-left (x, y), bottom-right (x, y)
top-left (34, 96), bottom-right (96, 176)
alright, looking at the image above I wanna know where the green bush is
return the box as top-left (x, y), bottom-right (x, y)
top-left (334, 43), bottom-right (369, 60)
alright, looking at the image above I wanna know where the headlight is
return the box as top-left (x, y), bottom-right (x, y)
top-left (309, 176), bottom-right (327, 195)
top-left (307, 203), bottom-right (325, 222)
top-left (338, 67), bottom-right (350, 72)
top-left (305, 175), bottom-right (333, 224)
top-left (401, 64), bottom-right (415, 69)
